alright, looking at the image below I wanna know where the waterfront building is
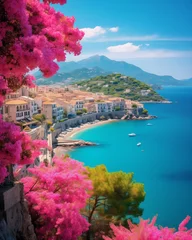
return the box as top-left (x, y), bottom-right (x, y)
top-left (42, 102), bottom-right (57, 122)
top-left (20, 96), bottom-right (38, 116)
top-left (84, 103), bottom-right (96, 113)
top-left (95, 102), bottom-right (113, 113)
top-left (4, 100), bottom-right (30, 122)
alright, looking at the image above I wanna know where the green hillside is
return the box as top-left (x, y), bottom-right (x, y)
top-left (75, 74), bottom-right (166, 102)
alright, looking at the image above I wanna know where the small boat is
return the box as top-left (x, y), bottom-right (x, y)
top-left (137, 142), bottom-right (141, 146)
top-left (147, 123), bottom-right (152, 126)
top-left (128, 133), bottom-right (136, 137)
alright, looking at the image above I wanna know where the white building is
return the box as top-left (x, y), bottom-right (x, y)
top-left (140, 90), bottom-right (151, 96)
top-left (95, 102), bottom-right (113, 113)
top-left (20, 96), bottom-right (38, 116)
top-left (70, 100), bottom-right (84, 112)
top-left (56, 106), bottom-right (64, 121)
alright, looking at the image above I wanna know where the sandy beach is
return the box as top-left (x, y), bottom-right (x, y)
top-left (54, 119), bottom-right (117, 157)
top-left (65, 119), bottom-right (117, 139)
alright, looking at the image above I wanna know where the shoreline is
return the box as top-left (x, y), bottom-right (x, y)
top-left (140, 100), bottom-right (172, 104)
top-left (65, 119), bottom-right (117, 139)
top-left (53, 116), bottom-right (155, 157)
top-left (54, 119), bottom-right (117, 157)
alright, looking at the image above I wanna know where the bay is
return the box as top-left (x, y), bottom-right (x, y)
top-left (70, 86), bottom-right (192, 228)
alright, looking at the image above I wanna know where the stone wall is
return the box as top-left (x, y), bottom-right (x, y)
top-left (0, 183), bottom-right (36, 240)
top-left (27, 125), bottom-right (45, 140)
top-left (51, 111), bottom-right (126, 143)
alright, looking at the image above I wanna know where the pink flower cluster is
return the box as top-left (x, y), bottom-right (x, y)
top-left (0, 117), bottom-right (48, 183)
top-left (103, 215), bottom-right (192, 240)
top-left (21, 156), bottom-right (92, 239)
top-left (0, 0), bottom-right (84, 105)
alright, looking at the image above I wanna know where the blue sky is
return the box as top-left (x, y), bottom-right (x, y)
top-left (54, 0), bottom-right (192, 79)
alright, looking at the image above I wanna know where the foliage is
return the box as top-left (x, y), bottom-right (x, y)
top-left (49, 127), bottom-right (54, 132)
top-left (46, 120), bottom-right (53, 127)
top-left (103, 215), bottom-right (192, 240)
top-left (82, 108), bottom-right (88, 113)
top-left (75, 74), bottom-right (165, 102)
top-left (0, 117), bottom-right (48, 183)
top-left (100, 115), bottom-right (106, 120)
top-left (132, 104), bottom-right (137, 108)
top-left (33, 114), bottom-right (46, 123)
top-left (142, 109), bottom-right (148, 115)
top-left (76, 110), bottom-right (83, 115)
top-left (114, 106), bottom-right (121, 111)
top-left (59, 118), bottom-right (68, 122)
top-left (84, 165), bottom-right (145, 238)
top-left (21, 156), bottom-right (92, 239)
top-left (0, 0), bottom-right (84, 105)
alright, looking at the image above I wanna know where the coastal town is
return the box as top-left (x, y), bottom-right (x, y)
top-left (0, 83), bottom-right (150, 175)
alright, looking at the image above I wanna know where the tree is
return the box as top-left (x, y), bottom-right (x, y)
top-left (132, 104), bottom-right (137, 109)
top-left (84, 165), bottom-right (145, 239)
top-left (82, 108), bottom-right (88, 113)
top-left (77, 110), bottom-right (83, 115)
top-left (0, 117), bottom-right (48, 184)
top-left (142, 109), bottom-right (148, 115)
top-left (21, 156), bottom-right (92, 240)
top-left (0, 0), bottom-right (84, 105)
top-left (49, 127), bottom-right (55, 132)
top-left (33, 114), bottom-right (46, 123)
top-left (103, 215), bottom-right (192, 240)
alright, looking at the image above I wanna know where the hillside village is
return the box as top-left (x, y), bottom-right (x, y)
top-left (0, 84), bottom-right (146, 138)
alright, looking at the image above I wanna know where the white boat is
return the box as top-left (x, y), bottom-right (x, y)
top-left (147, 123), bottom-right (152, 126)
top-left (128, 133), bottom-right (136, 137)
top-left (137, 142), bottom-right (141, 146)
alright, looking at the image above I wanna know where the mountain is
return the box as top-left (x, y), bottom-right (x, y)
top-left (75, 73), bottom-right (165, 102)
top-left (35, 55), bottom-right (192, 86)
top-left (35, 67), bottom-right (112, 85)
top-left (56, 55), bottom-right (192, 86)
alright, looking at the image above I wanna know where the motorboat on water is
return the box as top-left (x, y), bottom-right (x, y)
top-left (137, 142), bottom-right (141, 146)
top-left (128, 133), bottom-right (136, 137)
top-left (147, 123), bottom-right (152, 126)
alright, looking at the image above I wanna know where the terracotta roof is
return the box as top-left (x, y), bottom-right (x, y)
top-left (43, 101), bottom-right (55, 105)
top-left (5, 100), bottom-right (28, 105)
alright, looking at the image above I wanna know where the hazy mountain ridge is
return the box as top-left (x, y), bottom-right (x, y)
top-left (35, 66), bottom-right (112, 85)
top-left (35, 55), bottom-right (192, 86)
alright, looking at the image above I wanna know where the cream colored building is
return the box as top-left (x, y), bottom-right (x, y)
top-left (20, 96), bottom-right (38, 116)
top-left (4, 100), bottom-right (30, 122)
top-left (42, 102), bottom-right (57, 121)
top-left (42, 102), bottom-right (64, 122)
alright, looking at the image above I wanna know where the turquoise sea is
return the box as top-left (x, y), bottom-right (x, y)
top-left (70, 86), bottom-right (192, 228)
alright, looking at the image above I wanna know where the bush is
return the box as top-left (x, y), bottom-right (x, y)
top-left (46, 120), bottom-right (52, 127)
top-left (114, 106), bottom-right (121, 111)
top-left (142, 109), bottom-right (148, 115)
top-left (82, 108), bottom-right (88, 113)
top-left (132, 104), bottom-right (137, 108)
top-left (50, 127), bottom-right (54, 132)
top-left (100, 115), bottom-right (105, 120)
top-left (76, 110), bottom-right (83, 115)
top-left (33, 114), bottom-right (46, 122)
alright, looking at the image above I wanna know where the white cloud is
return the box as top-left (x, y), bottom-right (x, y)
top-left (145, 43), bottom-right (150, 46)
top-left (83, 34), bottom-right (192, 42)
top-left (105, 50), bottom-right (192, 59)
top-left (107, 42), bottom-right (141, 53)
top-left (80, 26), bottom-right (106, 39)
top-left (109, 27), bottom-right (119, 32)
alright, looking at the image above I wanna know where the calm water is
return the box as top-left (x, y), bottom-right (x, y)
top-left (70, 86), bottom-right (192, 228)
